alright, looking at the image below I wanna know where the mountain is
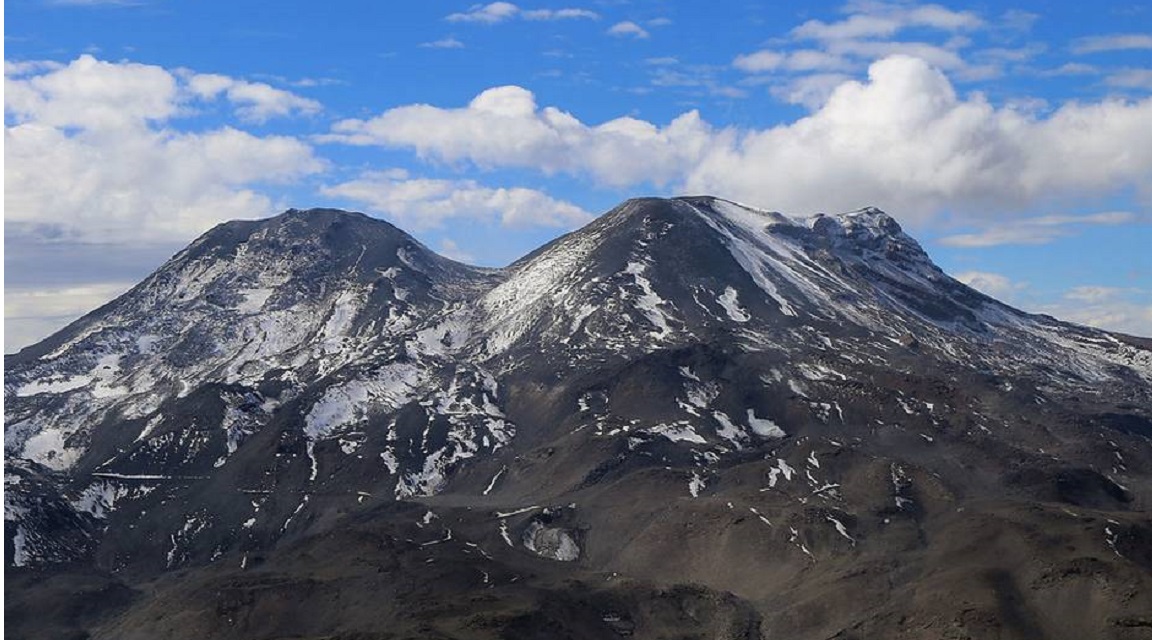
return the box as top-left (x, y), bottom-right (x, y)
top-left (6, 197), bottom-right (1152, 640)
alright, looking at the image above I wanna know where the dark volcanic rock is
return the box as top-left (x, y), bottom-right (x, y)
top-left (6, 198), bottom-right (1152, 640)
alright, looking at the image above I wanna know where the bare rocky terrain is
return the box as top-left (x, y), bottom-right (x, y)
top-left (6, 197), bottom-right (1152, 639)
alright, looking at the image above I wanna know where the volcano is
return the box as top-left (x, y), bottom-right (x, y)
top-left (6, 197), bottom-right (1152, 640)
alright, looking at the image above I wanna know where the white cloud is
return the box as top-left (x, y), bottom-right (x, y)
top-left (938, 212), bottom-right (1139, 247)
top-left (421, 37), bottom-right (466, 49)
top-left (438, 238), bottom-right (476, 263)
top-left (1064, 286), bottom-right (1129, 304)
top-left (447, 2), bottom-right (520, 23)
top-left (732, 2), bottom-right (999, 86)
top-left (792, 3), bottom-right (982, 42)
top-left (446, 3), bottom-right (597, 24)
top-left (319, 170), bottom-right (593, 230)
top-left (684, 56), bottom-right (1152, 219)
top-left (733, 49), bottom-right (851, 73)
top-left (608, 21), bottom-right (650, 39)
top-left (6, 54), bottom-right (181, 130)
top-left (323, 57), bottom-right (1152, 224)
top-left (44, 0), bottom-right (143, 5)
top-left (1072, 34), bottom-right (1152, 55)
top-left (732, 50), bottom-right (786, 72)
top-left (770, 73), bottom-right (854, 109)
top-left (1106, 68), bottom-right (1152, 91)
top-left (4, 283), bottom-right (136, 353)
top-left (1043, 287), bottom-right (1152, 338)
top-left (5, 55), bottom-right (321, 129)
top-left (5, 56), bottom-right (325, 244)
top-left (522, 8), bottom-right (598, 21)
top-left (184, 72), bottom-right (322, 122)
top-left (1045, 62), bottom-right (1099, 76)
top-left (322, 85), bottom-right (718, 188)
top-left (954, 271), bottom-right (1025, 300)
top-left (949, 277), bottom-right (1152, 338)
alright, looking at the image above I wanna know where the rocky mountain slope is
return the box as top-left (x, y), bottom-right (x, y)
top-left (6, 197), bottom-right (1152, 640)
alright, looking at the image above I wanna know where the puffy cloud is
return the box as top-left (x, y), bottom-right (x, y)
top-left (938, 212), bottom-right (1138, 247)
top-left (685, 56), bottom-right (1152, 219)
top-left (770, 73), bottom-right (855, 109)
top-left (6, 54), bottom-right (180, 130)
top-left (183, 72), bottom-right (322, 122)
top-left (607, 21), bottom-right (650, 39)
top-left (322, 85), bottom-right (720, 188)
top-left (319, 170), bottom-right (593, 230)
top-left (5, 56), bottom-right (325, 244)
top-left (323, 57), bottom-right (1152, 222)
top-left (733, 2), bottom-right (997, 84)
top-left (323, 56), bottom-right (1152, 223)
top-left (1072, 34), bottom-right (1152, 55)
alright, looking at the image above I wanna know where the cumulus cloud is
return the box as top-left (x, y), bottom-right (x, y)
top-left (183, 72), bottom-right (322, 122)
top-left (322, 85), bottom-right (719, 188)
top-left (685, 56), bottom-right (1152, 219)
top-left (319, 169), bottom-right (593, 230)
top-left (732, 2), bottom-right (1004, 88)
top-left (5, 55), bottom-right (325, 244)
top-left (607, 21), bottom-right (650, 39)
top-left (323, 57), bottom-right (1152, 222)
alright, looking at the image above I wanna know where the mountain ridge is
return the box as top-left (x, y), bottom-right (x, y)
top-left (6, 196), bottom-right (1152, 640)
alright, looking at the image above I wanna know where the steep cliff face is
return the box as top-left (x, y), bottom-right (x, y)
top-left (6, 198), bottom-right (1152, 640)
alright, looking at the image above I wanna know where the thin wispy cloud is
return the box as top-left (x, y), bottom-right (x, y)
top-left (1072, 33), bottom-right (1152, 54)
top-left (791, 3), bottom-right (982, 41)
top-left (1105, 68), bottom-right (1152, 90)
top-left (446, 2), bottom-right (598, 24)
top-left (44, 0), bottom-right (145, 6)
top-left (938, 212), bottom-right (1139, 247)
top-left (607, 21), bottom-right (650, 39)
top-left (421, 37), bottom-right (465, 49)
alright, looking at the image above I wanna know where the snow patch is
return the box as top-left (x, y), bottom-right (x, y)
top-left (717, 286), bottom-right (751, 322)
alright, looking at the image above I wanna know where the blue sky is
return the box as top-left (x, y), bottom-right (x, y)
top-left (5, 0), bottom-right (1151, 351)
